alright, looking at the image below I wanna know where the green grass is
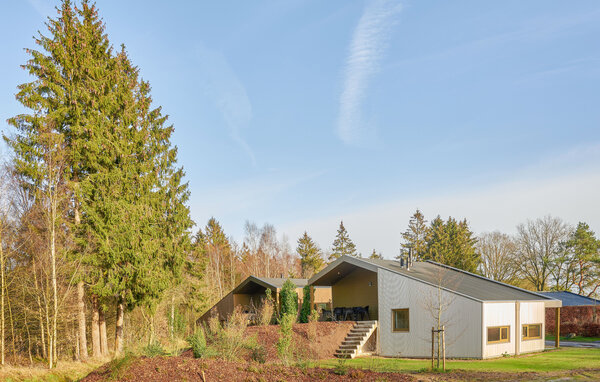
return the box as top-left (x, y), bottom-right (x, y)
top-left (546, 334), bottom-right (600, 343)
top-left (320, 348), bottom-right (600, 373)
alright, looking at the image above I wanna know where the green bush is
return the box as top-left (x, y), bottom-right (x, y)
top-left (187, 328), bottom-right (208, 358)
top-left (277, 313), bottom-right (295, 365)
top-left (143, 342), bottom-right (167, 357)
top-left (333, 358), bottom-right (348, 375)
top-left (299, 286), bottom-right (311, 323)
top-left (279, 279), bottom-right (298, 318)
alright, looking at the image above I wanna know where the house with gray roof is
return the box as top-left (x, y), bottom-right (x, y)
top-left (309, 255), bottom-right (562, 359)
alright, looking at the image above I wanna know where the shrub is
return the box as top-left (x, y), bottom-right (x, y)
top-left (277, 313), bottom-right (295, 365)
top-left (143, 342), bottom-right (167, 357)
top-left (187, 328), bottom-right (208, 358)
top-left (333, 358), bottom-right (348, 375)
top-left (299, 286), bottom-right (311, 323)
top-left (307, 307), bottom-right (320, 342)
top-left (279, 279), bottom-right (298, 318)
top-left (250, 344), bottom-right (267, 364)
top-left (206, 306), bottom-right (251, 360)
top-left (258, 289), bottom-right (275, 326)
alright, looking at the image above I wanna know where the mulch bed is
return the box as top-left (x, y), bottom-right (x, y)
top-left (81, 357), bottom-right (416, 381)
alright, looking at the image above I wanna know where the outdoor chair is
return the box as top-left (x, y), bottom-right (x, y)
top-left (333, 307), bottom-right (344, 321)
top-left (342, 307), bottom-right (354, 320)
top-left (353, 305), bottom-right (369, 320)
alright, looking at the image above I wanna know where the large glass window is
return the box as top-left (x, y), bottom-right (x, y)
top-left (392, 309), bottom-right (409, 332)
top-left (487, 326), bottom-right (510, 343)
top-left (522, 324), bottom-right (542, 340)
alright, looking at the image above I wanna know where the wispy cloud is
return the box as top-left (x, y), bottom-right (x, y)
top-left (195, 45), bottom-right (256, 166)
top-left (337, 0), bottom-right (402, 145)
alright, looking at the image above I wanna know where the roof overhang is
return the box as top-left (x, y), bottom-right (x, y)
top-left (542, 299), bottom-right (562, 308)
top-left (231, 276), bottom-right (278, 294)
top-left (308, 256), bottom-right (378, 286)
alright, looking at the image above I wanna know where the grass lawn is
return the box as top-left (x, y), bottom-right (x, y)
top-left (546, 334), bottom-right (600, 343)
top-left (320, 348), bottom-right (600, 373)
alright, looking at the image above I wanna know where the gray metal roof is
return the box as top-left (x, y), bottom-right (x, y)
top-left (231, 276), bottom-right (308, 294)
top-left (255, 277), bottom-right (308, 289)
top-left (538, 291), bottom-right (600, 306)
top-left (311, 256), bottom-right (558, 303)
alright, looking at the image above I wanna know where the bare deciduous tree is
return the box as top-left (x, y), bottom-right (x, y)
top-left (515, 216), bottom-right (571, 291)
top-left (477, 231), bottom-right (518, 283)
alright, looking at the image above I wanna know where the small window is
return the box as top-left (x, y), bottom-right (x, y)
top-left (522, 324), bottom-right (542, 340)
top-left (487, 326), bottom-right (510, 344)
top-left (392, 309), bottom-right (409, 332)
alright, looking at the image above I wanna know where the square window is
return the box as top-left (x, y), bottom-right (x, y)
top-left (392, 309), bottom-right (409, 332)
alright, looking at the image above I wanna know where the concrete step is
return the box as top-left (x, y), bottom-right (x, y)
top-left (342, 340), bottom-right (361, 345)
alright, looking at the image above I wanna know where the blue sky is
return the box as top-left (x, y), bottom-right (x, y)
top-left (1, 0), bottom-right (599, 257)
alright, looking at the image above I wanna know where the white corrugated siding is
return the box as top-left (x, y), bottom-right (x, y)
top-left (378, 269), bottom-right (482, 358)
top-left (519, 301), bottom-right (545, 354)
top-left (482, 302), bottom-right (516, 358)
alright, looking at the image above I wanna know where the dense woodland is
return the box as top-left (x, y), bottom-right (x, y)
top-left (0, 0), bottom-right (598, 370)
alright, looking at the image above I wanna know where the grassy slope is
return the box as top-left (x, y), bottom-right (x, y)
top-left (0, 361), bottom-right (104, 382)
top-left (321, 348), bottom-right (600, 373)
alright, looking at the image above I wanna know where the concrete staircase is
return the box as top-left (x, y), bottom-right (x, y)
top-left (335, 320), bottom-right (378, 359)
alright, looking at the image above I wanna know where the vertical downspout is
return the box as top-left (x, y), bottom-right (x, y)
top-left (515, 301), bottom-right (520, 356)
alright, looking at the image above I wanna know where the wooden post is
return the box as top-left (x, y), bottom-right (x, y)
top-left (431, 327), bottom-right (434, 369)
top-left (442, 325), bottom-right (446, 371)
top-left (555, 307), bottom-right (560, 348)
top-left (309, 286), bottom-right (315, 310)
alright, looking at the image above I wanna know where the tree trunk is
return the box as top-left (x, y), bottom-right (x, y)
top-left (33, 262), bottom-right (47, 359)
top-left (91, 295), bottom-right (101, 358)
top-left (99, 309), bottom-right (108, 356)
top-left (114, 296), bottom-right (124, 357)
top-left (77, 281), bottom-right (88, 361)
top-left (0, 227), bottom-right (4, 366)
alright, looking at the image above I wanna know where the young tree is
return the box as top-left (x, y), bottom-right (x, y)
top-left (329, 221), bottom-right (359, 261)
top-left (399, 209), bottom-right (429, 260)
top-left (477, 231), bottom-right (518, 283)
top-left (515, 216), bottom-right (570, 291)
top-left (278, 279), bottom-right (298, 318)
top-left (296, 232), bottom-right (324, 278)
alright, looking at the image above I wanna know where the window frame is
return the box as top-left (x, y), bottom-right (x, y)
top-left (522, 323), bottom-right (543, 340)
top-left (391, 308), bottom-right (410, 333)
top-left (486, 325), bottom-right (510, 344)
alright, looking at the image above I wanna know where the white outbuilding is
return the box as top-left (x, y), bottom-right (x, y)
top-left (308, 255), bottom-right (562, 359)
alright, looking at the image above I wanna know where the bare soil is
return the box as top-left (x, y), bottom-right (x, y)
top-left (245, 321), bottom-right (355, 361)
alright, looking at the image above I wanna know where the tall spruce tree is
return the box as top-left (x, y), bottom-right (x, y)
top-left (424, 216), bottom-right (479, 272)
top-left (6, 0), bottom-right (192, 359)
top-left (296, 232), bottom-right (324, 278)
top-left (398, 209), bottom-right (429, 261)
top-left (329, 221), bottom-right (359, 261)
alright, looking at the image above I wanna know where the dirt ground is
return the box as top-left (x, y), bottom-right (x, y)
top-left (245, 321), bottom-right (355, 361)
top-left (82, 357), bottom-right (416, 382)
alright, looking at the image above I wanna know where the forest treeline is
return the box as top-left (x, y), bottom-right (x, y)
top-left (1, 0), bottom-right (599, 370)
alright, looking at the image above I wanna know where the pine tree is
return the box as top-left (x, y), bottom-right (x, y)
top-left (424, 216), bottom-right (480, 272)
top-left (296, 232), bottom-right (324, 278)
top-left (565, 222), bottom-right (600, 296)
top-left (398, 209), bottom-right (429, 260)
top-left (329, 221), bottom-right (359, 261)
top-left (369, 249), bottom-right (383, 259)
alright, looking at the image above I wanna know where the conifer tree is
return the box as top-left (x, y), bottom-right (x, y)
top-left (369, 249), bottom-right (383, 259)
top-left (398, 209), bottom-right (429, 260)
top-left (424, 216), bottom-right (479, 272)
top-left (296, 232), bottom-right (324, 278)
top-left (329, 221), bottom-right (359, 261)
